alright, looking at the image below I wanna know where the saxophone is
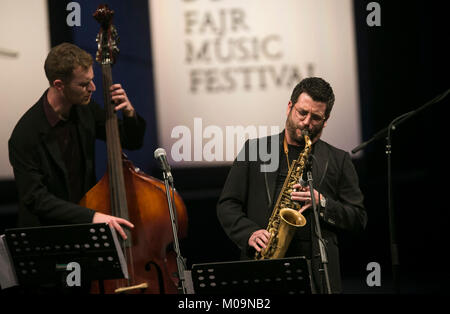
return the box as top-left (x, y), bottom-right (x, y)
top-left (255, 130), bottom-right (312, 260)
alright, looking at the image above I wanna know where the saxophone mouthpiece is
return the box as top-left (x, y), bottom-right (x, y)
top-left (301, 129), bottom-right (310, 137)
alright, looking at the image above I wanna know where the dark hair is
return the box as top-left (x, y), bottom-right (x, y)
top-left (44, 43), bottom-right (93, 85)
top-left (290, 77), bottom-right (335, 120)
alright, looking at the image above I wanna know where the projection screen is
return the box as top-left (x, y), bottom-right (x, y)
top-left (150, 0), bottom-right (362, 167)
top-left (0, 0), bottom-right (50, 179)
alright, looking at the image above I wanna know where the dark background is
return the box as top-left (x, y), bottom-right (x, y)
top-left (1, 0), bottom-right (448, 293)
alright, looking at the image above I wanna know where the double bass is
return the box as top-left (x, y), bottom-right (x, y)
top-left (79, 5), bottom-right (188, 294)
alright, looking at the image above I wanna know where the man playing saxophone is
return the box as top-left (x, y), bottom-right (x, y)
top-left (217, 77), bottom-right (367, 293)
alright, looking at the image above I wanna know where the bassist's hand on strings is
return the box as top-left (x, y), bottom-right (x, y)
top-left (110, 84), bottom-right (136, 118)
top-left (92, 212), bottom-right (134, 240)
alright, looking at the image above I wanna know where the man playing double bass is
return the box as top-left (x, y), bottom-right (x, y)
top-left (8, 43), bottom-right (145, 239)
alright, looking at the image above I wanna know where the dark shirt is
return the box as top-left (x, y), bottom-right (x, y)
top-left (43, 95), bottom-right (85, 203)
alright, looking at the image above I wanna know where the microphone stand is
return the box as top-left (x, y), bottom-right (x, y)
top-left (351, 89), bottom-right (449, 154)
top-left (305, 158), bottom-right (332, 294)
top-left (351, 88), bottom-right (450, 293)
top-left (162, 172), bottom-right (188, 294)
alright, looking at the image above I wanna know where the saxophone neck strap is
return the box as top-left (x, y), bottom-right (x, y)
top-left (283, 136), bottom-right (291, 172)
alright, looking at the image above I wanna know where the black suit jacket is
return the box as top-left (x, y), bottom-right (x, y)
top-left (8, 90), bottom-right (146, 227)
top-left (217, 131), bottom-right (367, 293)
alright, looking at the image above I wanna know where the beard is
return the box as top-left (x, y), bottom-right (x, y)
top-left (285, 111), bottom-right (324, 145)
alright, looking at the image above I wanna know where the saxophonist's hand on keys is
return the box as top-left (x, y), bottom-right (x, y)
top-left (291, 183), bottom-right (320, 213)
top-left (248, 229), bottom-right (271, 252)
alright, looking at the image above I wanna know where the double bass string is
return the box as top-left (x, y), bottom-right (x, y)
top-left (102, 64), bottom-right (119, 219)
top-left (101, 63), bottom-right (136, 286)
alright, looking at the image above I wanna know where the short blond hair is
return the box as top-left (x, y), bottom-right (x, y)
top-left (44, 43), bottom-right (93, 85)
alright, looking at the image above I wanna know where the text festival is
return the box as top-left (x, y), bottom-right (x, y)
top-left (183, 6), bottom-right (314, 93)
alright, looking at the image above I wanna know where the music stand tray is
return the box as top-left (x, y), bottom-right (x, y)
top-left (190, 256), bottom-right (312, 295)
top-left (2, 223), bottom-right (127, 288)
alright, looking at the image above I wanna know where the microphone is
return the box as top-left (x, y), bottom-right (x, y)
top-left (154, 148), bottom-right (173, 183)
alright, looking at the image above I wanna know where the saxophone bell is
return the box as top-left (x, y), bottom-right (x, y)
top-left (280, 208), bottom-right (307, 227)
top-left (275, 208), bottom-right (307, 258)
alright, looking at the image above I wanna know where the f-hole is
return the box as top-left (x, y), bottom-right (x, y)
top-left (145, 261), bottom-right (165, 294)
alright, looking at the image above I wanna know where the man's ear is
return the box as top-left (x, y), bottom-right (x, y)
top-left (53, 79), bottom-right (64, 91)
top-left (287, 100), bottom-right (293, 116)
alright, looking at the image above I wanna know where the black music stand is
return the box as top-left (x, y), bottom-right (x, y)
top-left (1, 223), bottom-right (127, 290)
top-left (189, 257), bottom-right (312, 295)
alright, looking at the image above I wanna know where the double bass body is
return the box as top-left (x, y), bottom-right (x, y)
top-left (80, 158), bottom-right (188, 294)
